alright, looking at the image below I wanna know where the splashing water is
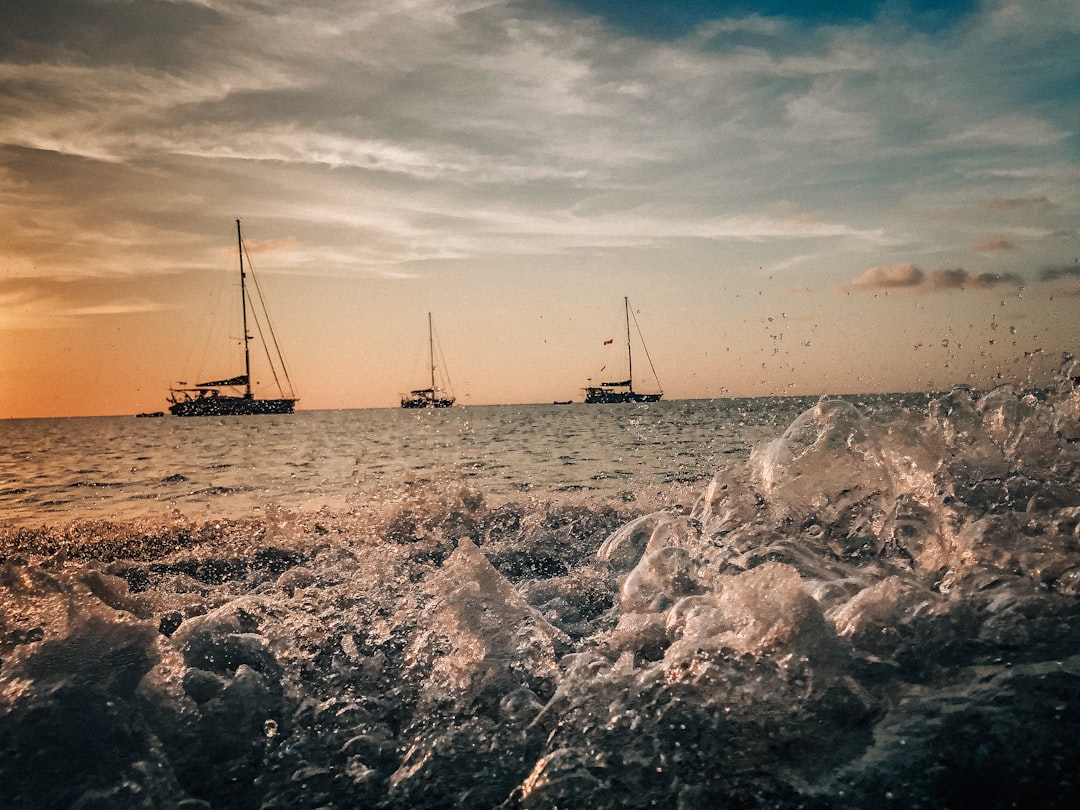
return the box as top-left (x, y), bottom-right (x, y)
top-left (2, 377), bottom-right (1079, 809)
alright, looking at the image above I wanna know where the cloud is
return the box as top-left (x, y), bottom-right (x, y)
top-left (929, 268), bottom-right (1022, 289)
top-left (973, 235), bottom-right (1015, 253)
top-left (0, 0), bottom-right (222, 68)
top-left (244, 236), bottom-right (301, 255)
top-left (983, 196), bottom-right (1056, 215)
top-left (0, 0), bottom-right (1076, 302)
top-left (850, 263), bottom-right (924, 289)
top-left (1040, 264), bottom-right (1080, 282)
top-left (937, 115), bottom-right (1067, 149)
top-left (63, 299), bottom-right (166, 317)
top-left (849, 264), bottom-right (1023, 292)
top-left (0, 277), bottom-right (169, 330)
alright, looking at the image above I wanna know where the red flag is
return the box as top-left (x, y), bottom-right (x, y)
top-left (603, 338), bottom-right (614, 345)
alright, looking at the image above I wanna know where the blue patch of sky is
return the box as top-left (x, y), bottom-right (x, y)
top-left (557, 1), bottom-right (979, 39)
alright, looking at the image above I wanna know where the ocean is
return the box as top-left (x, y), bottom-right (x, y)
top-left (0, 398), bottom-right (824, 528)
top-left (2, 383), bottom-right (1079, 808)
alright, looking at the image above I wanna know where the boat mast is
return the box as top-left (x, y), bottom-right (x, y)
top-left (624, 296), bottom-right (633, 394)
top-left (237, 219), bottom-right (252, 399)
top-left (428, 312), bottom-right (436, 391)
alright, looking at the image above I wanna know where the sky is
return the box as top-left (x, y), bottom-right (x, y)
top-left (1, 0), bottom-right (1078, 417)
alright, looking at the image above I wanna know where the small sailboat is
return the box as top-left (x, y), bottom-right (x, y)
top-left (584, 296), bottom-right (663, 404)
top-left (168, 220), bottom-right (297, 416)
top-left (401, 313), bottom-right (456, 408)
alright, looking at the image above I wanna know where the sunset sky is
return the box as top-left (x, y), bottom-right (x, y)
top-left (1, 0), bottom-right (1078, 418)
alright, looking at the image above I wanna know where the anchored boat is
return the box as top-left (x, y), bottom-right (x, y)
top-left (584, 296), bottom-right (663, 404)
top-left (168, 220), bottom-right (297, 416)
top-left (401, 313), bottom-right (455, 408)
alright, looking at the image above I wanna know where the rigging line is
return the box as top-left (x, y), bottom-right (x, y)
top-left (432, 319), bottom-right (453, 393)
top-left (247, 267), bottom-right (294, 391)
top-left (245, 272), bottom-right (290, 394)
top-left (243, 289), bottom-right (287, 395)
top-left (242, 241), bottom-right (296, 395)
top-left (190, 266), bottom-right (232, 383)
top-left (629, 303), bottom-right (662, 392)
top-left (240, 243), bottom-right (285, 394)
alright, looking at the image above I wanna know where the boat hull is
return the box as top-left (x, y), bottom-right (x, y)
top-left (169, 397), bottom-right (296, 417)
top-left (400, 396), bottom-right (455, 409)
top-left (400, 386), bottom-right (454, 408)
top-left (584, 388), bottom-right (662, 404)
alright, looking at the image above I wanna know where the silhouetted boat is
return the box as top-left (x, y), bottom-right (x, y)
top-left (401, 313), bottom-right (455, 408)
top-left (584, 296), bottom-right (663, 404)
top-left (168, 220), bottom-right (297, 416)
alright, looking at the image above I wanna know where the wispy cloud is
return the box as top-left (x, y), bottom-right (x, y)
top-left (937, 115), bottom-right (1067, 149)
top-left (973, 236), bottom-right (1015, 253)
top-left (63, 299), bottom-right (165, 317)
top-left (983, 196), bottom-right (1057, 215)
top-left (244, 236), bottom-right (300, 255)
top-left (1, 0), bottom-right (1076, 288)
top-left (0, 278), bottom-right (170, 330)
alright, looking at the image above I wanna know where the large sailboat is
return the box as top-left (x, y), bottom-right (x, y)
top-left (584, 296), bottom-right (663, 404)
top-left (168, 220), bottom-right (297, 416)
top-left (401, 313), bottom-right (456, 408)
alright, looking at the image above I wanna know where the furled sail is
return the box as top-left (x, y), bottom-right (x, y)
top-left (196, 374), bottom-right (249, 388)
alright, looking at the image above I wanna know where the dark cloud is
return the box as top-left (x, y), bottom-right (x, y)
top-left (850, 264), bottom-right (1023, 292)
top-left (929, 267), bottom-right (969, 289)
top-left (1040, 264), bottom-right (1080, 282)
top-left (930, 268), bottom-right (1022, 289)
top-left (0, 0), bottom-right (222, 68)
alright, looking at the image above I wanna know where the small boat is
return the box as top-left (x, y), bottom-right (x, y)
top-left (584, 296), bottom-right (663, 404)
top-left (135, 411), bottom-right (164, 418)
top-left (168, 220), bottom-right (297, 417)
top-left (401, 313), bottom-right (455, 408)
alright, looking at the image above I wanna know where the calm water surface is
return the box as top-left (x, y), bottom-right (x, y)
top-left (1, 398), bottom-right (831, 526)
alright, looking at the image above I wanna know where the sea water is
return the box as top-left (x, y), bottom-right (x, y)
top-left (1, 379), bottom-right (1079, 809)
top-left (0, 398), bottom-right (821, 527)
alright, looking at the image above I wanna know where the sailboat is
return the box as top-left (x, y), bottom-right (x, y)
top-left (584, 296), bottom-right (663, 404)
top-left (167, 220), bottom-right (297, 416)
top-left (401, 313), bottom-right (456, 408)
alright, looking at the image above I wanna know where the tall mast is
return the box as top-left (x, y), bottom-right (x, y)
top-left (428, 312), bottom-right (435, 390)
top-left (237, 219), bottom-right (252, 399)
top-left (624, 296), bottom-right (633, 394)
